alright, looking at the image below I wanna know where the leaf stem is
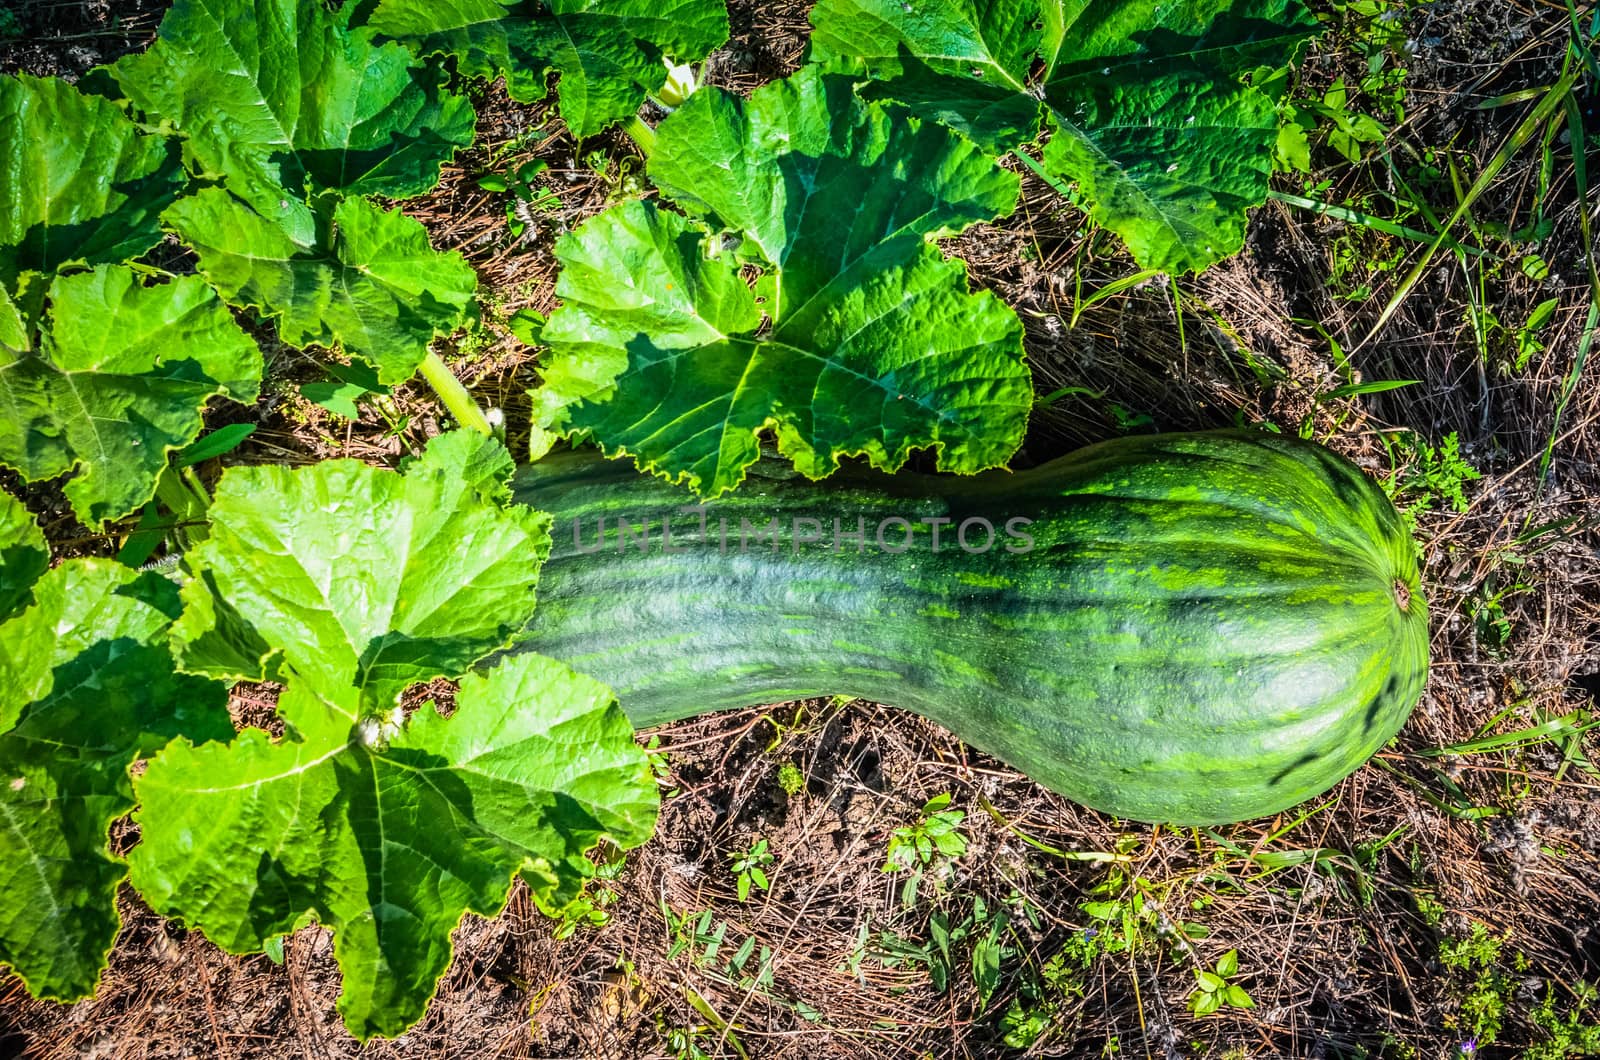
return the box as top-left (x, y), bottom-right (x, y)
top-left (417, 351), bottom-right (493, 436)
top-left (623, 115), bottom-right (657, 159)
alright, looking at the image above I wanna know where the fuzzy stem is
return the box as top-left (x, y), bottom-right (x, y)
top-left (417, 351), bottom-right (493, 436)
top-left (623, 115), bottom-right (657, 159)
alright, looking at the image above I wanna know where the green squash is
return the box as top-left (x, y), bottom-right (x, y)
top-left (514, 430), bottom-right (1428, 825)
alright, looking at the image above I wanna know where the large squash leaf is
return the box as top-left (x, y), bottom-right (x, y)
top-left (0, 490), bottom-right (46, 621)
top-left (111, 0), bottom-right (474, 245)
top-left (132, 656), bottom-right (655, 1040)
top-left (167, 189), bottom-right (478, 385)
top-left (810, 0), bottom-right (1321, 273)
top-left (136, 432), bottom-right (656, 1039)
top-left (0, 74), bottom-right (182, 287)
top-left (529, 68), bottom-right (1030, 497)
top-left (0, 559), bottom-right (232, 1001)
top-left (368, 0), bottom-right (729, 138)
top-left (0, 265), bottom-right (261, 529)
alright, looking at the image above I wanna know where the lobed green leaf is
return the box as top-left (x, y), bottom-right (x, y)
top-left (167, 190), bottom-right (478, 386)
top-left (809, 0), bottom-right (1321, 273)
top-left (110, 0), bottom-right (474, 245)
top-left (0, 559), bottom-right (231, 1001)
top-left (0, 73), bottom-right (182, 289)
top-left (531, 67), bottom-right (1030, 496)
top-left (0, 266), bottom-right (262, 529)
top-left (369, 0), bottom-right (729, 139)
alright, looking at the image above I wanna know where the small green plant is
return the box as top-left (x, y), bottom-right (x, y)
top-left (871, 896), bottom-right (1012, 1005)
top-left (551, 845), bottom-right (629, 939)
top-left (728, 838), bottom-right (773, 902)
top-left (1526, 981), bottom-right (1600, 1059)
top-left (997, 949), bottom-right (1088, 1048)
top-left (1513, 298), bottom-right (1560, 373)
top-left (1190, 949), bottom-right (1256, 1016)
top-left (477, 159), bottom-right (561, 240)
top-left (658, 1019), bottom-right (716, 1060)
top-left (0, 9), bottom-right (23, 39)
top-left (1439, 923), bottom-right (1515, 1047)
top-left (882, 792), bottom-right (968, 906)
top-left (777, 761), bottom-right (805, 798)
top-left (1387, 432), bottom-right (1482, 515)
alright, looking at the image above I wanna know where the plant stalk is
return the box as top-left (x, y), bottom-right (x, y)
top-left (623, 115), bottom-right (657, 159)
top-left (417, 351), bottom-right (493, 436)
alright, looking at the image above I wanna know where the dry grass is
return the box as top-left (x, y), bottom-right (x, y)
top-left (3, 0), bottom-right (1600, 1057)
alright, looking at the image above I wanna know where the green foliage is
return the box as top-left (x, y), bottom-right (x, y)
top-left (882, 793), bottom-right (968, 906)
top-left (1189, 949), bottom-right (1256, 1017)
top-left (0, 490), bottom-right (47, 621)
top-left (1277, 0), bottom-right (1421, 172)
top-left (530, 67), bottom-right (1029, 496)
top-left (0, 266), bottom-right (261, 528)
top-left (368, 0), bottom-right (729, 139)
top-left (871, 895), bottom-right (1013, 1005)
top-left (777, 761), bottom-right (806, 798)
top-left (0, 554), bottom-right (231, 1001)
top-left (728, 839), bottom-right (773, 902)
top-left (127, 433), bottom-right (658, 1039)
top-left (810, 0), bottom-right (1321, 273)
top-left (168, 190), bottom-right (478, 386)
top-left (551, 844), bottom-right (629, 939)
top-left (110, 0), bottom-right (473, 245)
top-left (1439, 924), bottom-right (1513, 1047)
top-left (1387, 431), bottom-right (1482, 515)
top-left (1526, 982), bottom-right (1600, 1060)
top-left (0, 74), bottom-right (182, 286)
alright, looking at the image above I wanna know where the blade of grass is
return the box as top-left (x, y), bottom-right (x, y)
top-left (1316, 379), bottom-right (1420, 401)
top-left (1269, 190), bottom-right (1487, 256)
top-left (1357, 56), bottom-right (1583, 351)
top-left (1541, 91), bottom-right (1599, 480)
top-left (1414, 709), bottom-right (1599, 757)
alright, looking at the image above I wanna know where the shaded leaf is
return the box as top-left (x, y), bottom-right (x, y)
top-left (0, 266), bottom-right (261, 528)
top-left (111, 0), bottom-right (473, 244)
top-left (369, 0), bottom-right (728, 138)
top-left (0, 74), bottom-right (182, 287)
top-left (168, 189), bottom-right (477, 385)
top-left (0, 560), bottom-right (231, 1000)
top-left (810, 0), bottom-right (1320, 273)
top-left (0, 489), bottom-right (46, 621)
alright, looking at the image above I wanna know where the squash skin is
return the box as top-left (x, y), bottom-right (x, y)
top-left (513, 430), bottom-right (1428, 825)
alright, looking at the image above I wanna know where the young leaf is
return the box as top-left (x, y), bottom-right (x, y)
top-left (368, 0), bottom-right (729, 139)
top-left (0, 490), bottom-right (46, 621)
top-left (0, 560), bottom-right (231, 1001)
top-left (110, 0), bottom-right (473, 244)
top-left (1224, 983), bottom-right (1255, 1008)
top-left (0, 266), bottom-right (262, 529)
top-left (810, 0), bottom-right (1321, 274)
top-left (167, 189), bottom-right (478, 385)
top-left (530, 68), bottom-right (1030, 496)
top-left (0, 74), bottom-right (182, 286)
top-left (169, 431), bottom-right (550, 712)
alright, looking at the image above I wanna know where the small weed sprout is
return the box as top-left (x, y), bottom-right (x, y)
top-left (777, 761), bottom-right (805, 798)
top-left (882, 792), bottom-right (968, 905)
top-left (1190, 949), bottom-right (1256, 1016)
top-left (728, 838), bottom-right (773, 902)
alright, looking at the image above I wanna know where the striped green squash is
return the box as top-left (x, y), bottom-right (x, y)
top-left (514, 430), bottom-right (1428, 825)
